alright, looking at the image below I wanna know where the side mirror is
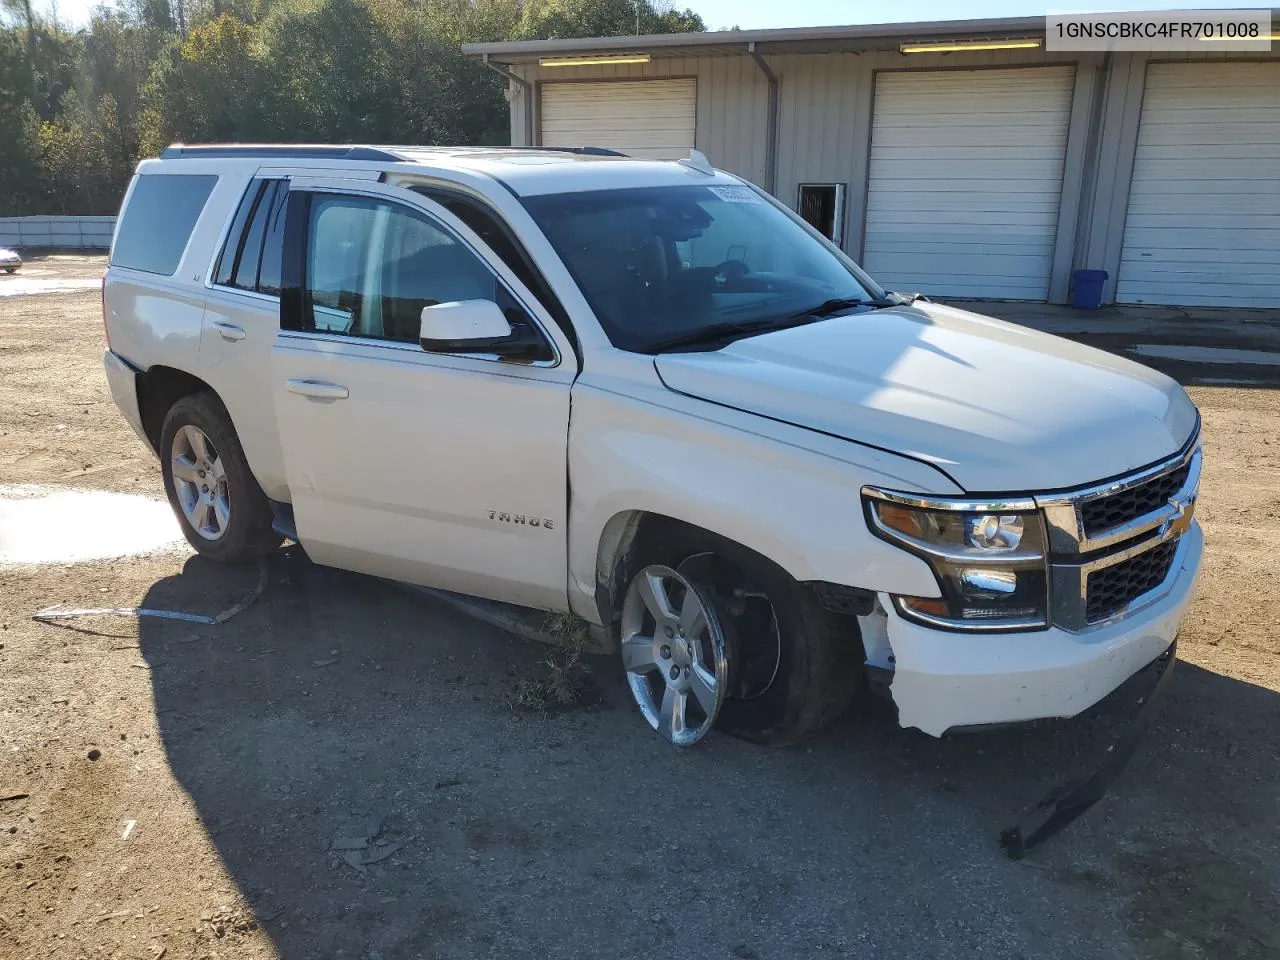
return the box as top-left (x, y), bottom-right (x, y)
top-left (420, 299), bottom-right (555, 362)
top-left (420, 299), bottom-right (513, 349)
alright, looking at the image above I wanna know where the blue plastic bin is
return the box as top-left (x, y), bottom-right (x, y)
top-left (1070, 269), bottom-right (1108, 309)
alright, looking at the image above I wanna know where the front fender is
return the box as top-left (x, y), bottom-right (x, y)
top-left (568, 381), bottom-right (952, 625)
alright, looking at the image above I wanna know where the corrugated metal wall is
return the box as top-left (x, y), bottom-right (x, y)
top-left (861, 66), bottom-right (1077, 300)
top-left (507, 45), bottom-right (1279, 305)
top-left (1073, 48), bottom-right (1273, 303)
top-left (540, 78), bottom-right (697, 158)
top-left (512, 56), bottom-right (770, 187)
top-left (771, 47), bottom-right (1100, 301)
top-left (772, 53), bottom-right (867, 250)
top-left (1114, 60), bottom-right (1280, 307)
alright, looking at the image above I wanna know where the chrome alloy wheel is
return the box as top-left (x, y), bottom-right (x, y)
top-left (620, 565), bottom-right (729, 746)
top-left (170, 424), bottom-right (230, 541)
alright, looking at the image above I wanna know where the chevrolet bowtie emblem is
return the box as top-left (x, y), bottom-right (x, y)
top-left (1160, 495), bottom-right (1195, 538)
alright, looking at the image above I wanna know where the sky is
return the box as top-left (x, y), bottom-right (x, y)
top-left (33, 0), bottom-right (1267, 30)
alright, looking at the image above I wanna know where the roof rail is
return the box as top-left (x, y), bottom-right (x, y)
top-left (521, 146), bottom-right (628, 157)
top-left (160, 144), bottom-right (404, 162)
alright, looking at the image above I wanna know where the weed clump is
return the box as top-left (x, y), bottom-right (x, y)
top-left (505, 613), bottom-right (595, 711)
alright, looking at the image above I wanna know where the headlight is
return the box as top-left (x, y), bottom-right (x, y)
top-left (863, 490), bottom-right (1049, 631)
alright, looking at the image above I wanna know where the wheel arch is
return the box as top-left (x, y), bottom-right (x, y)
top-left (596, 508), bottom-right (873, 745)
top-left (590, 510), bottom-right (809, 631)
top-left (136, 365), bottom-right (218, 455)
top-left (588, 508), bottom-right (890, 638)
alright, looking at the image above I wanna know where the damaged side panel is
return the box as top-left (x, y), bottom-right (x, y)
top-left (566, 375), bottom-right (952, 630)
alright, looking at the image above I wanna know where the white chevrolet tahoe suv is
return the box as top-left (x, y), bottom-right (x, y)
top-left (103, 144), bottom-right (1202, 747)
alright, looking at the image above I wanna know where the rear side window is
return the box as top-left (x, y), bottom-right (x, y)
top-left (214, 178), bottom-right (287, 295)
top-left (111, 174), bottom-right (217, 275)
top-left (257, 182), bottom-right (288, 296)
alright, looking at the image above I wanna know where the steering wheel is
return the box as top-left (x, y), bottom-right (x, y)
top-left (712, 259), bottom-right (750, 286)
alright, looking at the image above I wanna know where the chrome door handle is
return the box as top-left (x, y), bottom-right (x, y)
top-left (212, 320), bottom-right (246, 343)
top-left (286, 379), bottom-right (350, 401)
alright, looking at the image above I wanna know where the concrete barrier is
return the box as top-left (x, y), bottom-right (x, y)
top-left (0, 216), bottom-right (116, 250)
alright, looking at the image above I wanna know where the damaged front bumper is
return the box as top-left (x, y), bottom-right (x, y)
top-left (864, 521), bottom-right (1203, 737)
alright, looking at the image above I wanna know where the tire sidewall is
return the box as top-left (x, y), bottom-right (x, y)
top-left (160, 394), bottom-right (271, 562)
top-left (626, 527), bottom-right (860, 746)
top-left (712, 568), bottom-right (818, 743)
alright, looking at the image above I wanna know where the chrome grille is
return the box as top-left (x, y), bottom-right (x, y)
top-left (1037, 427), bottom-right (1200, 632)
top-left (1079, 461), bottom-right (1192, 537)
top-left (1085, 539), bottom-right (1178, 623)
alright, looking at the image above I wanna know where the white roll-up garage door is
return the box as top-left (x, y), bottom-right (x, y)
top-left (863, 67), bottom-right (1076, 300)
top-left (540, 79), bottom-right (696, 160)
top-left (1117, 62), bottom-right (1280, 307)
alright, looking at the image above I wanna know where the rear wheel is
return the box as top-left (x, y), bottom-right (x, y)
top-left (160, 392), bottom-right (280, 562)
top-left (3, 267), bottom-right (15, 274)
top-left (619, 526), bottom-right (862, 746)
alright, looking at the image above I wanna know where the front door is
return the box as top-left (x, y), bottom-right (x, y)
top-left (270, 178), bottom-right (576, 611)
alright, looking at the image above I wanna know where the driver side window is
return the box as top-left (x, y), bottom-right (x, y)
top-left (305, 194), bottom-right (500, 343)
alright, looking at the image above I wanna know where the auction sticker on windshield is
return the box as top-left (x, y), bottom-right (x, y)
top-left (709, 186), bottom-right (762, 204)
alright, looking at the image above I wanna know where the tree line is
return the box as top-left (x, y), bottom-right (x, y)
top-left (0, 0), bottom-right (704, 216)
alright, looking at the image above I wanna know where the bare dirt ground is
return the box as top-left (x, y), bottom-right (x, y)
top-left (0, 254), bottom-right (105, 301)
top-left (1, 257), bottom-right (1278, 960)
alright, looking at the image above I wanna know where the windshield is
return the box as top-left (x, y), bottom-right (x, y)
top-left (522, 184), bottom-right (882, 353)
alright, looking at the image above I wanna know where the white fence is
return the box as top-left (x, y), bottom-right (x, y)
top-left (0, 216), bottom-right (116, 250)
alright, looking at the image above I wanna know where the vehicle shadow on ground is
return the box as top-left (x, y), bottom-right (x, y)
top-left (136, 550), bottom-right (1280, 960)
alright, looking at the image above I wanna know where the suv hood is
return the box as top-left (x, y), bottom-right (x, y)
top-left (654, 302), bottom-right (1198, 492)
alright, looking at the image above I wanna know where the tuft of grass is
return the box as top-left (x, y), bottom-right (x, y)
top-left (504, 613), bottom-right (595, 712)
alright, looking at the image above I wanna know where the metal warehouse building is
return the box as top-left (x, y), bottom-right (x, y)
top-left (463, 15), bottom-right (1280, 308)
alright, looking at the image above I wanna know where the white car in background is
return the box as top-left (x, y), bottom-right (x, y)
top-left (101, 144), bottom-right (1202, 754)
top-left (0, 247), bottom-right (21, 273)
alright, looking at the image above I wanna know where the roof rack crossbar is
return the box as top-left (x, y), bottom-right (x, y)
top-left (160, 145), bottom-right (405, 162)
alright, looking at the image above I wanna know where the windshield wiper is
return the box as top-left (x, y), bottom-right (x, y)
top-left (789, 295), bottom-right (903, 320)
top-left (646, 292), bottom-right (908, 353)
top-left (646, 316), bottom-right (819, 353)
top-left (791, 297), bottom-right (871, 319)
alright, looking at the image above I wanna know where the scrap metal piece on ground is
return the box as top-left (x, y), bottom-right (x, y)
top-left (333, 813), bottom-right (409, 872)
top-left (31, 560), bottom-right (268, 627)
top-left (361, 840), bottom-right (406, 864)
top-left (331, 837), bottom-right (368, 851)
top-left (1000, 642), bottom-right (1178, 859)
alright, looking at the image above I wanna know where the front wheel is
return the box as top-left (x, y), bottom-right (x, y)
top-left (619, 527), bottom-right (862, 746)
top-left (160, 392), bottom-right (281, 562)
top-left (2, 267), bottom-right (15, 274)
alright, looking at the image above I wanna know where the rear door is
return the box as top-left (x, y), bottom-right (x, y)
top-left (200, 175), bottom-right (292, 499)
top-left (270, 178), bottom-right (577, 611)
